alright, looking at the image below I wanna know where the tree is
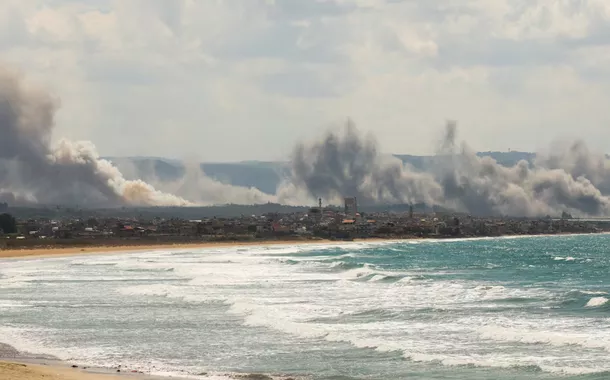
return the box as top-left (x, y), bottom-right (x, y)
top-left (0, 213), bottom-right (17, 234)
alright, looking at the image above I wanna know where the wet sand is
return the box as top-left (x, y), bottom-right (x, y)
top-left (0, 342), bottom-right (298, 380)
top-left (0, 238), bottom-right (385, 378)
top-left (0, 343), bottom-right (162, 380)
top-left (0, 361), bottom-right (130, 380)
top-left (0, 238), bottom-right (391, 260)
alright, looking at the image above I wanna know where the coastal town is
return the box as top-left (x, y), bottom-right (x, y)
top-left (1, 198), bottom-right (609, 250)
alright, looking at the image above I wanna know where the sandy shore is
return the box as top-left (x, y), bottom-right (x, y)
top-left (0, 239), bottom-right (387, 379)
top-left (0, 343), bottom-right (165, 380)
top-left (0, 361), bottom-right (133, 380)
top-left (2, 232), bottom-right (598, 260)
top-left (0, 238), bottom-right (394, 259)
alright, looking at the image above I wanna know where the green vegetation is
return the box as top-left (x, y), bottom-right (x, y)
top-left (0, 213), bottom-right (17, 234)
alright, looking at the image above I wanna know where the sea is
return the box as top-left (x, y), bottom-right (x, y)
top-left (1, 234), bottom-right (610, 379)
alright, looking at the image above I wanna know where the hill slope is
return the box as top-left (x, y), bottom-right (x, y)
top-left (104, 152), bottom-right (535, 195)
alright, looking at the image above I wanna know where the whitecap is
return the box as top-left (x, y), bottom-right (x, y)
top-left (585, 297), bottom-right (609, 308)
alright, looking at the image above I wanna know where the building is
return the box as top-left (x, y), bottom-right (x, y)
top-left (344, 197), bottom-right (357, 217)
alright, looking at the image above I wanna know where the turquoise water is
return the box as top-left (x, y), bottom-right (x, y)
top-left (1, 235), bottom-right (610, 379)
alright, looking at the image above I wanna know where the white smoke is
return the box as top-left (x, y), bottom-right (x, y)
top-left (5, 61), bottom-right (610, 217)
top-left (0, 63), bottom-right (273, 207)
top-left (149, 161), bottom-right (276, 205)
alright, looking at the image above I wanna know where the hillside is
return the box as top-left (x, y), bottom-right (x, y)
top-left (6, 202), bottom-right (446, 219)
top-left (104, 151), bottom-right (535, 196)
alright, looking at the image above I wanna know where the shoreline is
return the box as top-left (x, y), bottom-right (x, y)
top-left (0, 237), bottom-right (404, 260)
top-left (0, 239), bottom-right (342, 259)
top-left (1, 231), bottom-right (607, 260)
top-left (0, 341), bottom-right (300, 380)
top-left (0, 342), bottom-right (162, 380)
top-left (0, 361), bottom-right (148, 380)
top-left (2, 235), bottom-right (610, 378)
top-left (0, 359), bottom-right (298, 380)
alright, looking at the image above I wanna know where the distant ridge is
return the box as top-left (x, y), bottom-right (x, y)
top-left (104, 152), bottom-right (537, 196)
top-left (6, 202), bottom-right (446, 219)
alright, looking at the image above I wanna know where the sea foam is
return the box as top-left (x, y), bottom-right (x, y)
top-left (2, 236), bottom-right (610, 377)
top-left (585, 297), bottom-right (609, 308)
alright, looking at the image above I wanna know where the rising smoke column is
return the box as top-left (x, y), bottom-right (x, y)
top-left (0, 64), bottom-right (190, 206)
top-left (276, 119), bottom-right (443, 206)
top-left (435, 122), bottom-right (610, 216)
top-left (6, 60), bottom-right (610, 215)
top-left (280, 119), bottom-right (610, 217)
top-left (538, 140), bottom-right (610, 195)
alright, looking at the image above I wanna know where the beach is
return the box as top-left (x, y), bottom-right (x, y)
top-left (0, 238), bottom-right (352, 259)
top-left (0, 361), bottom-right (128, 380)
top-left (0, 237), bottom-right (388, 380)
top-left (0, 342), bottom-right (160, 380)
top-left (2, 234), bottom-right (610, 379)
top-left (0, 233), bottom-right (586, 260)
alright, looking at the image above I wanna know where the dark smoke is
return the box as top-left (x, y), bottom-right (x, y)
top-left (277, 119), bottom-right (443, 207)
top-left (5, 62), bottom-right (610, 216)
top-left (280, 120), bottom-right (610, 217)
top-left (0, 64), bottom-right (276, 207)
top-left (435, 122), bottom-right (610, 216)
top-left (0, 65), bottom-right (191, 206)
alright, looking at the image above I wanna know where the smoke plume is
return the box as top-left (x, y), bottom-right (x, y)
top-left (280, 120), bottom-right (610, 217)
top-left (435, 122), bottom-right (610, 216)
top-left (276, 119), bottom-right (442, 207)
top-left (146, 161), bottom-right (276, 205)
top-left (5, 62), bottom-right (610, 217)
top-left (106, 157), bottom-right (277, 206)
top-left (0, 64), bottom-right (270, 207)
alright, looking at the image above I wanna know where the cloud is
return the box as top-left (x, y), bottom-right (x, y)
top-left (0, 0), bottom-right (609, 162)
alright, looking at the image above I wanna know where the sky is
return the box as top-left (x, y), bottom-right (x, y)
top-left (2, 0), bottom-right (610, 162)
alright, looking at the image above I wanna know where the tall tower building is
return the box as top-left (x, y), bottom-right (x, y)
top-left (344, 197), bottom-right (357, 217)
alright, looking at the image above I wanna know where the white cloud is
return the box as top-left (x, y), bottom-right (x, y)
top-left (1, 0), bottom-right (610, 161)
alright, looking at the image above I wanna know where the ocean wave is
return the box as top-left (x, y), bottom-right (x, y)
top-left (114, 260), bottom-right (179, 272)
top-left (0, 276), bottom-right (30, 289)
top-left (580, 290), bottom-right (609, 295)
top-left (323, 329), bottom-right (610, 375)
top-left (337, 265), bottom-right (417, 283)
top-left (0, 326), bottom-right (110, 363)
top-left (479, 325), bottom-right (610, 351)
top-left (70, 261), bottom-right (118, 267)
top-left (280, 259), bottom-right (300, 265)
top-left (0, 300), bottom-right (30, 309)
top-left (117, 284), bottom-right (231, 306)
top-left (228, 301), bottom-right (326, 339)
top-left (403, 352), bottom-right (608, 375)
top-left (328, 261), bottom-right (365, 271)
top-left (558, 290), bottom-right (610, 310)
top-left (4, 234), bottom-right (610, 379)
top-left (553, 256), bottom-right (577, 261)
top-left (224, 294), bottom-right (610, 375)
top-left (124, 267), bottom-right (175, 273)
top-left (117, 284), bottom-right (175, 297)
top-left (585, 297), bottom-right (609, 308)
top-left (28, 277), bottom-right (174, 284)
